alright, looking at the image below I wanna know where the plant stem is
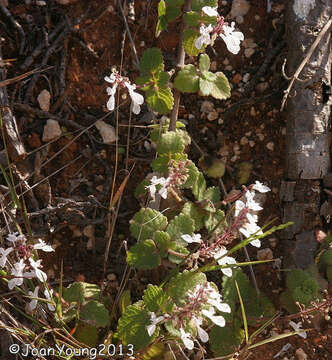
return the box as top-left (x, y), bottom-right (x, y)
top-left (169, 0), bottom-right (191, 131)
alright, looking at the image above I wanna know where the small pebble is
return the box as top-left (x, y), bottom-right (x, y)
top-left (232, 73), bottom-right (242, 84)
top-left (250, 106), bottom-right (256, 116)
top-left (42, 119), bottom-right (62, 142)
top-left (244, 48), bottom-right (255, 58)
top-left (257, 133), bottom-right (265, 141)
top-left (266, 142), bottom-right (274, 151)
top-left (225, 65), bottom-right (233, 71)
top-left (223, 58), bottom-right (230, 65)
top-left (37, 89), bottom-right (51, 112)
top-left (295, 348), bottom-right (308, 360)
top-left (255, 14), bottom-right (261, 20)
top-left (240, 136), bottom-right (248, 145)
top-left (200, 101), bottom-right (215, 113)
top-left (242, 73), bottom-right (250, 83)
top-left (249, 140), bottom-right (255, 147)
top-left (95, 120), bottom-right (117, 144)
top-left (207, 111), bottom-right (218, 121)
top-left (231, 0), bottom-right (250, 18)
top-left (236, 15), bottom-right (244, 24)
top-left (281, 127), bottom-right (286, 135)
top-left (210, 61), bottom-right (217, 71)
top-left (257, 248), bottom-right (273, 261)
top-left (107, 273), bottom-right (117, 281)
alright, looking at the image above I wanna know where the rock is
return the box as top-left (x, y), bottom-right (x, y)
top-left (230, 0), bottom-right (250, 18)
top-left (257, 248), bottom-right (273, 261)
top-left (244, 48), bottom-right (255, 58)
top-left (242, 38), bottom-right (257, 49)
top-left (232, 73), bottom-right (242, 84)
top-left (207, 111), bottom-right (218, 121)
top-left (295, 348), bottom-right (308, 360)
top-left (37, 89), bottom-right (51, 112)
top-left (257, 133), bottom-right (265, 141)
top-left (210, 61), bottom-right (217, 71)
top-left (42, 119), bottom-right (62, 142)
top-left (249, 140), bottom-right (255, 147)
top-left (95, 120), bottom-right (117, 144)
top-left (269, 238), bottom-right (278, 248)
top-left (243, 73), bottom-right (250, 83)
top-left (266, 142), bottom-right (274, 151)
top-left (200, 100), bottom-right (214, 113)
top-left (236, 15), bottom-right (244, 24)
top-left (225, 65), bottom-right (233, 71)
top-left (256, 82), bottom-right (269, 93)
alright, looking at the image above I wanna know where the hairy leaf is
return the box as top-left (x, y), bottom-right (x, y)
top-left (182, 202), bottom-right (205, 231)
top-left (130, 208), bottom-right (168, 241)
top-left (127, 239), bottom-right (161, 270)
top-left (80, 300), bottom-right (110, 328)
top-left (183, 29), bottom-right (201, 56)
top-left (143, 284), bottom-right (172, 312)
top-left (191, 0), bottom-right (217, 11)
top-left (146, 86), bottom-right (174, 114)
top-left (139, 48), bottom-right (164, 76)
top-left (157, 131), bottom-right (186, 154)
top-left (210, 324), bottom-right (244, 356)
top-left (199, 54), bottom-right (210, 72)
top-left (174, 64), bottom-right (199, 93)
top-left (166, 213), bottom-right (195, 245)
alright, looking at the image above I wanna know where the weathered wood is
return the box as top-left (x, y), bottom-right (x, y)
top-left (285, 0), bottom-right (331, 180)
top-left (0, 46), bottom-right (26, 161)
top-left (281, 0), bottom-right (331, 268)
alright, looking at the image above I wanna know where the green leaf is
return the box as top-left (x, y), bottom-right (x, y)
top-left (166, 213), bottom-right (195, 245)
top-left (182, 202), bottom-right (205, 231)
top-left (143, 284), bottom-right (171, 312)
top-left (204, 209), bottom-right (226, 233)
top-left (167, 270), bottom-right (206, 306)
top-left (127, 239), bottom-right (161, 270)
top-left (146, 86), bottom-right (174, 114)
top-left (192, 172), bottom-right (206, 201)
top-left (130, 208), bottom-right (168, 241)
top-left (184, 11), bottom-right (201, 26)
top-left (152, 153), bottom-right (188, 173)
top-left (165, 5), bottom-right (182, 22)
top-left (135, 179), bottom-right (149, 198)
top-left (142, 343), bottom-right (165, 360)
top-left (63, 282), bottom-right (101, 304)
top-left (168, 243), bottom-right (190, 264)
top-left (210, 324), bottom-right (244, 356)
top-left (154, 231), bottom-right (171, 258)
top-left (135, 75), bottom-right (153, 86)
top-left (120, 290), bottom-right (131, 314)
top-left (80, 300), bottom-right (110, 328)
top-left (191, 0), bottom-right (217, 11)
top-left (156, 0), bottom-right (167, 36)
top-left (199, 54), bottom-right (210, 72)
top-left (235, 280), bottom-right (248, 344)
top-left (75, 323), bottom-right (99, 347)
top-left (199, 78), bottom-right (214, 96)
top-left (156, 71), bottom-right (171, 87)
top-left (117, 303), bottom-right (153, 349)
top-left (139, 48), bottom-right (164, 76)
top-left (181, 160), bottom-right (199, 189)
top-left (183, 29), bottom-right (202, 56)
top-left (174, 64), bottom-right (199, 93)
top-left (204, 186), bottom-right (221, 203)
top-left (157, 131), bottom-right (186, 154)
top-left (211, 72), bottom-right (231, 100)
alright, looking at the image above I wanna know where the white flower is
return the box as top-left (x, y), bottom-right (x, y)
top-left (7, 232), bottom-right (26, 245)
top-left (245, 191), bottom-right (263, 211)
top-left (180, 328), bottom-right (194, 350)
top-left (146, 176), bottom-right (169, 201)
top-left (252, 181), bottom-right (271, 193)
top-left (33, 239), bottom-right (54, 252)
top-left (234, 199), bottom-right (246, 217)
top-left (219, 22), bottom-right (244, 54)
top-left (146, 312), bottom-right (165, 336)
top-left (181, 233), bottom-right (201, 244)
top-left (206, 283), bottom-right (231, 313)
top-left (289, 321), bottom-right (307, 339)
top-left (28, 286), bottom-right (39, 311)
top-left (44, 288), bottom-right (55, 311)
top-left (0, 247), bottom-right (13, 267)
top-left (192, 317), bottom-right (209, 343)
top-left (28, 258), bottom-right (47, 282)
top-left (8, 259), bottom-right (26, 290)
top-left (202, 6), bottom-right (218, 17)
top-left (125, 82), bottom-right (144, 115)
top-left (106, 83), bottom-right (118, 111)
top-left (195, 24), bottom-right (213, 50)
top-left (213, 247), bottom-right (237, 277)
top-left (202, 307), bottom-right (225, 327)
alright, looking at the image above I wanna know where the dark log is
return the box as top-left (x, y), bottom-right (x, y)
top-left (281, 1), bottom-right (331, 267)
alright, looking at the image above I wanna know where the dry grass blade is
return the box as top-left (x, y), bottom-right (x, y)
top-left (0, 66), bottom-right (53, 88)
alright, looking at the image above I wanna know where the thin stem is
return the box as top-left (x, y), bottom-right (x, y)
top-left (169, 0), bottom-right (191, 131)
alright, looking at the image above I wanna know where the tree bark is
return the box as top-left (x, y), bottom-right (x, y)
top-left (281, 0), bottom-right (331, 268)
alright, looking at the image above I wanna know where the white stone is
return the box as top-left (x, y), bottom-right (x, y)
top-left (200, 101), bottom-right (214, 113)
top-left (207, 111), bottom-right (218, 121)
top-left (95, 120), bottom-right (117, 144)
top-left (243, 73), bottom-right (250, 83)
top-left (42, 119), bottom-right (62, 142)
top-left (266, 141), bottom-right (274, 151)
top-left (37, 89), bottom-right (51, 112)
top-left (240, 136), bottom-right (248, 145)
